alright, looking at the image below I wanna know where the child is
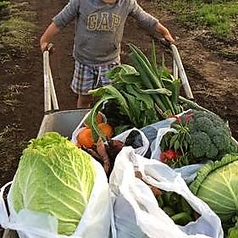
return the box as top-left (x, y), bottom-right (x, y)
top-left (40, 0), bottom-right (175, 108)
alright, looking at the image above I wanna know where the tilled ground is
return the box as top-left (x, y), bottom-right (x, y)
top-left (0, 0), bottom-right (237, 236)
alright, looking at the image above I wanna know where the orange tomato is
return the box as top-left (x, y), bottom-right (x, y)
top-left (77, 127), bottom-right (94, 148)
top-left (84, 112), bottom-right (104, 128)
top-left (98, 122), bottom-right (114, 139)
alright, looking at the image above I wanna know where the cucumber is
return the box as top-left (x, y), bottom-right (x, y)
top-left (171, 212), bottom-right (193, 226)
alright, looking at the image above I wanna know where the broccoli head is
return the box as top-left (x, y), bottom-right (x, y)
top-left (189, 131), bottom-right (212, 158)
top-left (183, 110), bottom-right (238, 161)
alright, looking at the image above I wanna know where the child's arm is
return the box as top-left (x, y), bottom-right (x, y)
top-left (40, 22), bottom-right (60, 52)
top-left (155, 22), bottom-right (176, 44)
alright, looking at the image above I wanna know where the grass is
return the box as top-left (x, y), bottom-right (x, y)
top-left (159, 0), bottom-right (238, 38)
top-left (0, 1), bottom-right (36, 59)
top-left (192, 2), bottom-right (238, 36)
top-left (0, 17), bottom-right (35, 50)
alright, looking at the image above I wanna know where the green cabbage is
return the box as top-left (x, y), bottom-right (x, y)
top-left (11, 132), bottom-right (96, 235)
top-left (190, 153), bottom-right (238, 235)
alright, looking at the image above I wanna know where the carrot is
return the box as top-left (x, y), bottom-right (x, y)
top-left (96, 137), bottom-right (110, 175)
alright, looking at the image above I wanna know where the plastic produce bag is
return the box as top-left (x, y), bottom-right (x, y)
top-left (109, 146), bottom-right (223, 238)
top-left (71, 111), bottom-right (150, 157)
top-left (137, 111), bottom-right (203, 183)
top-left (71, 111), bottom-right (91, 145)
top-left (0, 158), bottom-right (111, 238)
top-left (139, 117), bottom-right (176, 160)
top-left (71, 110), bottom-right (202, 183)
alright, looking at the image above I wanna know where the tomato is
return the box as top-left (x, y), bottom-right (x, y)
top-left (160, 149), bottom-right (180, 162)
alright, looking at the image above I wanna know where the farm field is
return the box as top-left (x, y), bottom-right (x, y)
top-left (0, 0), bottom-right (237, 235)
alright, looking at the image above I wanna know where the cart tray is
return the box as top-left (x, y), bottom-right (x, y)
top-left (2, 108), bottom-right (90, 238)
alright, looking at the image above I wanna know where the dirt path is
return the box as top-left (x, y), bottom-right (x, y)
top-left (0, 0), bottom-right (237, 235)
top-left (0, 0), bottom-right (76, 187)
top-left (164, 15), bottom-right (238, 133)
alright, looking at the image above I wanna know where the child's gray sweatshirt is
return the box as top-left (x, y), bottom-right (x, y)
top-left (53, 0), bottom-right (159, 65)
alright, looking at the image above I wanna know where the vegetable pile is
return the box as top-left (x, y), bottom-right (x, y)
top-left (160, 109), bottom-right (238, 168)
top-left (9, 42), bottom-right (238, 237)
top-left (80, 42), bottom-right (238, 237)
top-left (11, 132), bottom-right (96, 235)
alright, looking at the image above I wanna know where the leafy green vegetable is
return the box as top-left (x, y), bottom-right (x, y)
top-left (88, 42), bottom-right (211, 137)
top-left (87, 85), bottom-right (130, 141)
top-left (128, 43), bottom-right (182, 116)
top-left (88, 75), bottom-right (159, 135)
top-left (11, 132), bottom-right (96, 235)
top-left (190, 153), bottom-right (238, 235)
top-left (227, 221), bottom-right (238, 238)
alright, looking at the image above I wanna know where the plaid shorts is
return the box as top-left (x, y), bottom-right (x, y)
top-left (71, 61), bottom-right (119, 95)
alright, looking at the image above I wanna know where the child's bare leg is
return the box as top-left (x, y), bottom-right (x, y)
top-left (77, 94), bottom-right (94, 108)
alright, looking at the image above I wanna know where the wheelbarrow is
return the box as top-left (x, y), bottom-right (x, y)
top-left (1, 46), bottom-right (90, 238)
top-left (1, 42), bottom-right (194, 238)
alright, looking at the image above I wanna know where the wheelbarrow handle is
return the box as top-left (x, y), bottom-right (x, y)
top-left (43, 44), bottom-right (59, 113)
top-left (170, 44), bottom-right (194, 99)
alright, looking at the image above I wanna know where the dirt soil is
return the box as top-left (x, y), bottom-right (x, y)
top-left (0, 0), bottom-right (237, 235)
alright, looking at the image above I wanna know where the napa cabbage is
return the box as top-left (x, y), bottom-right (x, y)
top-left (190, 153), bottom-right (238, 236)
top-left (10, 132), bottom-right (96, 235)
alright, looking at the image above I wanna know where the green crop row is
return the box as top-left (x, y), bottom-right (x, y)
top-left (159, 0), bottom-right (238, 37)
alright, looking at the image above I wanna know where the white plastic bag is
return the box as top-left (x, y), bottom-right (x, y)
top-left (139, 117), bottom-right (176, 160)
top-left (71, 111), bottom-right (91, 145)
top-left (0, 158), bottom-right (111, 238)
top-left (71, 111), bottom-right (150, 157)
top-left (139, 111), bottom-right (203, 183)
top-left (109, 147), bottom-right (223, 238)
